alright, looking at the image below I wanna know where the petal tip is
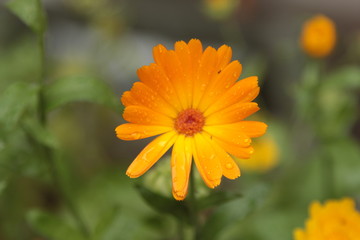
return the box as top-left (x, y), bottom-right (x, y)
top-left (126, 169), bottom-right (140, 178)
top-left (172, 191), bottom-right (186, 201)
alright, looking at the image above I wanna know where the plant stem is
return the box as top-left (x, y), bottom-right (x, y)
top-left (188, 166), bottom-right (200, 240)
top-left (177, 215), bottom-right (185, 240)
top-left (38, 32), bottom-right (46, 124)
top-left (36, 15), bottom-right (91, 239)
top-left (322, 147), bottom-right (335, 198)
top-left (43, 147), bottom-right (90, 238)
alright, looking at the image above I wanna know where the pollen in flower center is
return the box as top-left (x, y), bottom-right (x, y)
top-left (174, 109), bottom-right (205, 136)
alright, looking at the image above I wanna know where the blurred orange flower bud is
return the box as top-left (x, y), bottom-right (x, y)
top-left (300, 15), bottom-right (337, 58)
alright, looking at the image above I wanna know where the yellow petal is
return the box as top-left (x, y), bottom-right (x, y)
top-left (192, 133), bottom-right (222, 188)
top-left (192, 46), bottom-right (218, 109)
top-left (126, 131), bottom-right (177, 178)
top-left (115, 124), bottom-right (172, 140)
top-left (206, 102), bottom-right (259, 125)
top-left (174, 41), bottom-right (193, 106)
top-left (129, 82), bottom-right (177, 118)
top-left (175, 41), bottom-right (192, 77)
top-left (216, 45), bottom-right (232, 72)
top-left (213, 138), bottom-right (254, 159)
top-left (204, 76), bottom-right (259, 116)
top-left (203, 125), bottom-right (252, 147)
top-left (153, 44), bottom-right (168, 67)
top-left (121, 91), bottom-right (139, 107)
top-left (171, 135), bottom-right (192, 200)
top-left (137, 64), bottom-right (182, 111)
top-left (201, 133), bottom-right (240, 180)
top-left (188, 39), bottom-right (203, 63)
top-left (161, 50), bottom-right (188, 109)
top-left (293, 229), bottom-right (306, 240)
top-left (123, 105), bottom-right (173, 126)
top-left (198, 60), bottom-right (242, 111)
top-left (213, 121), bottom-right (267, 138)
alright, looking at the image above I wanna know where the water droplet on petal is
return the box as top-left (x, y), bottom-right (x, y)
top-left (225, 163), bottom-right (233, 169)
top-left (131, 133), bottom-right (141, 140)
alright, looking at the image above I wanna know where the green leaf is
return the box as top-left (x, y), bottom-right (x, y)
top-left (135, 184), bottom-right (189, 222)
top-left (23, 117), bottom-right (58, 148)
top-left (43, 75), bottom-right (121, 112)
top-left (196, 191), bottom-right (242, 211)
top-left (6, 0), bottom-right (46, 34)
top-left (0, 181), bottom-right (7, 196)
top-left (325, 66), bottom-right (360, 88)
top-left (0, 82), bottom-right (39, 131)
top-left (93, 205), bottom-right (121, 239)
top-left (199, 184), bottom-right (268, 240)
top-left (27, 209), bottom-right (86, 240)
top-left (329, 139), bottom-right (360, 196)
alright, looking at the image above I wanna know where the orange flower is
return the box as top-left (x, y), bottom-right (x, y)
top-left (300, 15), bottom-right (337, 58)
top-left (294, 198), bottom-right (360, 240)
top-left (116, 39), bottom-right (267, 200)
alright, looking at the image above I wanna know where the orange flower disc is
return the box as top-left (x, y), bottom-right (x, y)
top-left (174, 109), bottom-right (205, 136)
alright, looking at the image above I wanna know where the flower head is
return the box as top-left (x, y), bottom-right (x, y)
top-left (300, 14), bottom-right (337, 58)
top-left (116, 39), bottom-right (267, 200)
top-left (294, 198), bottom-right (360, 240)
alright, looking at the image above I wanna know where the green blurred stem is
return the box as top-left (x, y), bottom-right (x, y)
top-left (36, 22), bottom-right (91, 239)
top-left (43, 148), bottom-right (91, 238)
top-left (38, 32), bottom-right (46, 124)
top-left (188, 166), bottom-right (200, 240)
top-left (177, 215), bottom-right (185, 240)
top-left (322, 147), bottom-right (335, 198)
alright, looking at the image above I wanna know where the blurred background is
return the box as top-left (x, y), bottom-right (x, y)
top-left (1, 0), bottom-right (360, 239)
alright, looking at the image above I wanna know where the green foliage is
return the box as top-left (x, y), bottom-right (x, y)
top-left (27, 210), bottom-right (86, 240)
top-left (0, 38), bottom-right (41, 89)
top-left (93, 205), bottom-right (121, 239)
top-left (296, 62), bottom-right (360, 140)
top-left (0, 82), bottom-right (39, 131)
top-left (44, 75), bottom-right (121, 112)
top-left (136, 184), bottom-right (189, 221)
top-left (330, 139), bottom-right (360, 196)
top-left (325, 66), bottom-right (360, 88)
top-left (6, 0), bottom-right (46, 34)
top-left (199, 184), bottom-right (269, 240)
top-left (0, 181), bottom-right (6, 196)
top-left (23, 117), bottom-right (59, 148)
top-left (196, 191), bottom-right (242, 211)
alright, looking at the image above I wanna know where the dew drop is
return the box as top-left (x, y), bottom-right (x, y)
top-left (225, 163), bottom-right (233, 169)
top-left (131, 133), bottom-right (142, 140)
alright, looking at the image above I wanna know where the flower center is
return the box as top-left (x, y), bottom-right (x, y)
top-left (174, 109), bottom-right (205, 136)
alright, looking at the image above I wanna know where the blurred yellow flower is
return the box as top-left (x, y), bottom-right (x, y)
top-left (116, 39), bottom-right (267, 200)
top-left (203, 0), bottom-right (240, 20)
top-left (300, 15), bottom-right (337, 58)
top-left (294, 198), bottom-right (360, 240)
top-left (236, 135), bottom-right (278, 173)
